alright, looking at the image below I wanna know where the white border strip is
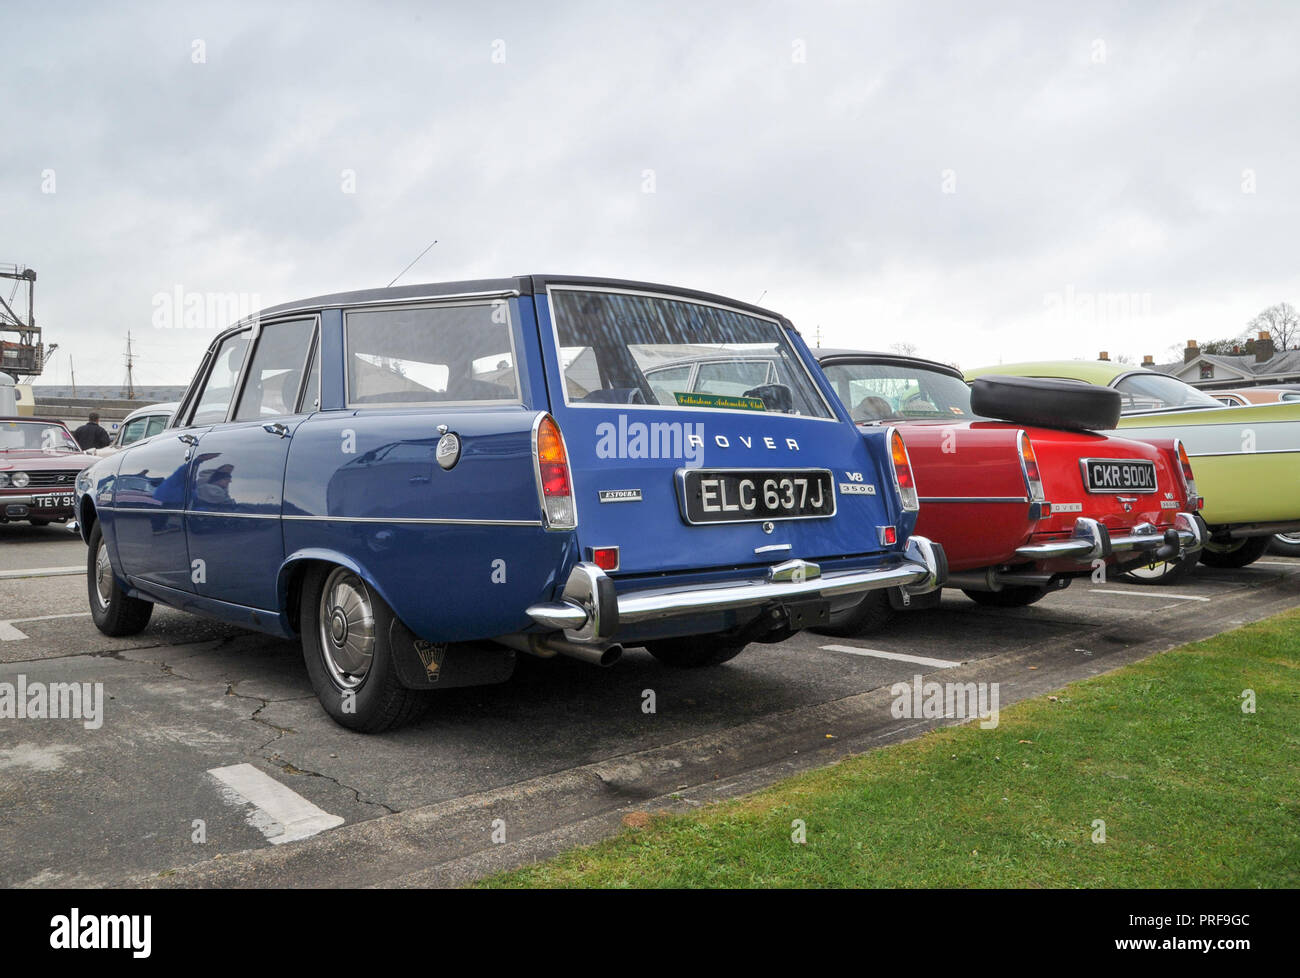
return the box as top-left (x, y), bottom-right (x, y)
top-left (208, 763), bottom-right (344, 845)
top-left (820, 644), bottom-right (964, 668)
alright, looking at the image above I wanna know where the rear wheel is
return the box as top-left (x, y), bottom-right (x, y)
top-left (645, 635), bottom-right (747, 668)
top-left (1270, 532), bottom-right (1300, 558)
top-left (1118, 550), bottom-right (1199, 585)
top-left (812, 590), bottom-right (895, 637)
top-left (300, 564), bottom-right (426, 732)
top-left (1200, 536), bottom-right (1272, 569)
top-left (962, 585), bottom-right (1049, 608)
top-left (87, 522), bottom-right (154, 636)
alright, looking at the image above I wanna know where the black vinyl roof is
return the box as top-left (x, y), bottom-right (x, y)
top-left (258, 274), bottom-right (789, 325)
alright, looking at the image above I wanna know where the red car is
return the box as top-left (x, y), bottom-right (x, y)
top-left (814, 352), bottom-right (1204, 631)
top-left (0, 416), bottom-right (98, 527)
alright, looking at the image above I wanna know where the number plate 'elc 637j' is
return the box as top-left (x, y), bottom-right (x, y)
top-left (677, 468), bottom-right (837, 525)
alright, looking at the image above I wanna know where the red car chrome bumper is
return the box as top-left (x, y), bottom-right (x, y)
top-left (1014, 512), bottom-right (1203, 562)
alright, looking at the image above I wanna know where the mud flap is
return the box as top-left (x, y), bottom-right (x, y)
top-left (388, 619), bottom-right (516, 690)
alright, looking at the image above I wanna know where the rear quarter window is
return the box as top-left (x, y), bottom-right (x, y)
top-left (345, 303), bottom-right (520, 407)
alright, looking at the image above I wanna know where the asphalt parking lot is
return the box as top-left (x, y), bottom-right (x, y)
top-left (3, 522), bottom-right (1298, 888)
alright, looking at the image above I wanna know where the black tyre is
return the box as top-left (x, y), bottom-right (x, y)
top-left (1200, 535), bottom-right (1272, 569)
top-left (1117, 550), bottom-right (1200, 585)
top-left (87, 522), bottom-right (154, 636)
top-left (970, 375), bottom-right (1121, 431)
top-left (645, 635), bottom-right (747, 668)
top-left (812, 590), bottom-right (895, 637)
top-left (962, 585), bottom-right (1049, 608)
top-left (300, 564), bottom-right (426, 732)
top-left (1270, 532), bottom-right (1300, 558)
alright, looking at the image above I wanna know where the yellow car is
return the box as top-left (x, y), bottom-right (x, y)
top-left (966, 360), bottom-right (1300, 572)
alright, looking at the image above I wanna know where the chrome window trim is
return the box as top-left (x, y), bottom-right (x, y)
top-left (246, 288), bottom-right (521, 324)
top-left (544, 283), bottom-right (839, 422)
top-left (231, 315), bottom-right (321, 424)
top-left (342, 299), bottom-right (523, 411)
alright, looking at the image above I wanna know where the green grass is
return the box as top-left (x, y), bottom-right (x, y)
top-left (481, 609), bottom-right (1300, 888)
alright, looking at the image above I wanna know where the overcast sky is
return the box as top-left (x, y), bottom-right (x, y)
top-left (4, 0), bottom-right (1298, 386)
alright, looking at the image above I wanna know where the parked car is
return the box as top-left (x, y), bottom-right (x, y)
top-left (1210, 385), bottom-right (1300, 406)
top-left (966, 361), bottom-right (1300, 571)
top-left (76, 276), bottom-right (945, 731)
top-left (1, 416), bottom-right (98, 526)
top-left (799, 351), bottom-right (1202, 625)
top-left (87, 402), bottom-right (179, 457)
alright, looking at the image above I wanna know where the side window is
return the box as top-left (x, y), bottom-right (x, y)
top-left (119, 417), bottom-right (149, 446)
top-left (695, 360), bottom-right (774, 397)
top-left (144, 414), bottom-right (169, 438)
top-left (345, 303), bottom-right (519, 407)
top-left (190, 333), bottom-right (251, 425)
top-left (233, 319), bottom-right (316, 421)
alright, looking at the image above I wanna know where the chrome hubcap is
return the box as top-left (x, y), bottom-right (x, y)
top-left (94, 543), bottom-right (113, 610)
top-left (318, 568), bottom-right (375, 689)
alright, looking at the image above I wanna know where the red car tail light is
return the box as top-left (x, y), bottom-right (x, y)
top-left (589, 546), bottom-right (620, 571)
top-left (1017, 431), bottom-right (1046, 504)
top-left (1174, 438), bottom-right (1199, 508)
top-left (886, 428), bottom-right (919, 512)
top-left (533, 413), bottom-right (576, 530)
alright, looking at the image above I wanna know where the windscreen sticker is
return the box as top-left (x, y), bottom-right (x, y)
top-left (673, 391), bottom-right (766, 412)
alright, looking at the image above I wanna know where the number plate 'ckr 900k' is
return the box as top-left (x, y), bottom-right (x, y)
top-left (1080, 458), bottom-right (1158, 493)
top-left (677, 468), bottom-right (837, 525)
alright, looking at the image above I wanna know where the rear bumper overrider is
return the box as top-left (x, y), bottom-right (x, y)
top-left (1013, 512), bottom-right (1203, 563)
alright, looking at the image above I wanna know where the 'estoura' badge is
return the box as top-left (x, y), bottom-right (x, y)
top-left (414, 640), bottom-right (447, 682)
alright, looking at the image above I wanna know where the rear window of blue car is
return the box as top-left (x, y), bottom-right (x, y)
top-left (344, 302), bottom-right (520, 408)
top-left (548, 287), bottom-right (832, 418)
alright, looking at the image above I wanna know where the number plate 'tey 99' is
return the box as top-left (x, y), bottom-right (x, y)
top-left (677, 468), bottom-right (836, 525)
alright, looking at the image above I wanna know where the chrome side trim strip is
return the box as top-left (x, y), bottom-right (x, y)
top-left (919, 496), bottom-right (1028, 504)
top-left (282, 514), bottom-right (543, 527)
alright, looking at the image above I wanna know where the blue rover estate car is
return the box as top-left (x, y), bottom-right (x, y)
top-left (77, 276), bottom-right (944, 731)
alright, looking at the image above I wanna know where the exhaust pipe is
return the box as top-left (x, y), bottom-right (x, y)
top-left (496, 633), bottom-right (623, 667)
top-left (947, 569), bottom-right (1066, 593)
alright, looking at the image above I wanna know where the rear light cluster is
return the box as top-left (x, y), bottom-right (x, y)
top-left (886, 428), bottom-right (919, 512)
top-left (1017, 431), bottom-right (1046, 504)
top-left (533, 413), bottom-right (576, 530)
top-left (1174, 439), bottom-right (1201, 509)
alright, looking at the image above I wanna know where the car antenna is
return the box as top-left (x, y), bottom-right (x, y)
top-left (387, 240), bottom-right (439, 288)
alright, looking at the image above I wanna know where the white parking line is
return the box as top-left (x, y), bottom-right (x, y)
top-left (208, 763), bottom-right (344, 845)
top-left (0, 565), bottom-right (83, 580)
top-left (820, 644), bottom-right (964, 668)
top-left (1088, 589), bottom-right (1211, 602)
top-left (1252, 561), bottom-right (1299, 568)
top-left (0, 612), bottom-right (92, 641)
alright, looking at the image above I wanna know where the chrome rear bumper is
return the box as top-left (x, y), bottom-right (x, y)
top-left (526, 536), bottom-right (945, 643)
top-left (1014, 513), bottom-right (1203, 562)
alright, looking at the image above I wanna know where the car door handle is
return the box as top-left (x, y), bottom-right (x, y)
top-left (262, 422), bottom-right (291, 438)
top-left (177, 434), bottom-right (199, 446)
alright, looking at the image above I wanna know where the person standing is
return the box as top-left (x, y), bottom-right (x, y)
top-left (73, 411), bottom-right (111, 451)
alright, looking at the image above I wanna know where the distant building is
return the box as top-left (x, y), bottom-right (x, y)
top-left (1147, 332), bottom-right (1300, 390)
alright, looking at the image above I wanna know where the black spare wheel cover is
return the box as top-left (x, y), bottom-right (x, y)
top-left (970, 374), bottom-right (1121, 431)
